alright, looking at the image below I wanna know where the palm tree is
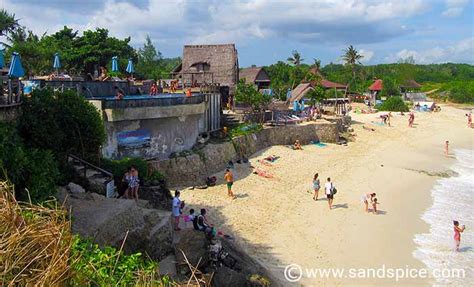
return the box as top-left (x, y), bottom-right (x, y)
top-left (313, 58), bottom-right (321, 71)
top-left (0, 9), bottom-right (19, 36)
top-left (342, 45), bottom-right (363, 82)
top-left (287, 50), bottom-right (303, 66)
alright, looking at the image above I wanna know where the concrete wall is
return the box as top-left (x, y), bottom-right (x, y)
top-left (149, 121), bottom-right (339, 187)
top-left (102, 114), bottom-right (204, 160)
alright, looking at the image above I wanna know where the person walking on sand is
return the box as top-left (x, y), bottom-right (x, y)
top-left (445, 140), bottom-right (449, 156)
top-left (312, 173), bottom-right (321, 201)
top-left (388, 112), bottom-right (392, 127)
top-left (325, 177), bottom-right (335, 209)
top-left (371, 198), bottom-right (379, 214)
top-left (453, 220), bottom-right (466, 251)
top-left (172, 190), bottom-right (183, 231)
top-left (408, 112), bottom-right (415, 128)
top-left (361, 193), bottom-right (376, 213)
top-left (224, 169), bottom-right (236, 199)
top-left (467, 113), bottom-right (472, 128)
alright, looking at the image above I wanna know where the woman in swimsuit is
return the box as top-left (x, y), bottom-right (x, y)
top-left (453, 220), bottom-right (466, 251)
top-left (312, 173), bottom-right (320, 201)
top-left (361, 193), bottom-right (376, 213)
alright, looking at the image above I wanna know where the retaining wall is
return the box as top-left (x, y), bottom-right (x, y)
top-left (149, 121), bottom-right (339, 187)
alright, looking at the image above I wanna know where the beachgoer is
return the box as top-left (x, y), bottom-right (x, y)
top-left (194, 208), bottom-right (214, 235)
top-left (325, 177), bottom-right (335, 209)
top-left (408, 112), bottom-right (415, 128)
top-left (114, 86), bottom-right (125, 100)
top-left (98, 66), bottom-right (109, 81)
top-left (467, 113), bottom-right (472, 128)
top-left (224, 169), bottom-right (236, 199)
top-left (445, 140), bottom-right (449, 156)
top-left (453, 220), bottom-right (466, 251)
top-left (388, 112), bottom-right (392, 127)
top-left (185, 88), bottom-right (192, 97)
top-left (371, 198), bottom-right (379, 214)
top-left (121, 167), bottom-right (132, 198)
top-left (150, 82), bottom-right (158, 95)
top-left (172, 190), bottom-right (182, 231)
top-left (294, 140), bottom-right (303, 150)
top-left (184, 208), bottom-right (195, 228)
top-left (128, 165), bottom-right (139, 201)
top-left (361, 192), bottom-right (376, 213)
top-left (312, 173), bottom-right (321, 201)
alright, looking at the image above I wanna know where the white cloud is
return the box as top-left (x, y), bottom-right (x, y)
top-left (386, 37), bottom-right (474, 63)
top-left (359, 49), bottom-right (374, 62)
top-left (442, 0), bottom-right (469, 17)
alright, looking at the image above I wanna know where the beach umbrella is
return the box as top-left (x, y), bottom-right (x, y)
top-left (53, 52), bottom-right (61, 75)
top-left (126, 58), bottom-right (134, 79)
top-left (8, 52), bottom-right (25, 78)
top-left (0, 50), bottom-right (4, 69)
top-left (111, 56), bottom-right (119, 72)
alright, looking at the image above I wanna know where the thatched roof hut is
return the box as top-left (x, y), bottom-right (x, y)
top-left (239, 67), bottom-right (270, 90)
top-left (289, 83), bottom-right (314, 103)
top-left (173, 44), bottom-right (239, 93)
top-left (368, 79), bottom-right (383, 91)
top-left (400, 79), bottom-right (422, 90)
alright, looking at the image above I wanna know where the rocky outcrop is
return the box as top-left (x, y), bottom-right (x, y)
top-left (57, 187), bottom-right (173, 260)
top-left (139, 185), bottom-right (173, 210)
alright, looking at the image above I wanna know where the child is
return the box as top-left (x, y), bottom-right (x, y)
top-left (372, 198), bottom-right (379, 214)
top-left (453, 220), bottom-right (466, 251)
top-left (445, 140), bottom-right (449, 156)
top-left (184, 209), bottom-right (195, 228)
top-left (127, 166), bottom-right (140, 201)
top-left (294, 140), bottom-right (303, 150)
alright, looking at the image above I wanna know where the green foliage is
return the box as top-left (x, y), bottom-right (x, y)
top-left (287, 50), bottom-right (304, 66)
top-left (306, 85), bottom-right (326, 105)
top-left (134, 35), bottom-right (180, 80)
top-left (235, 80), bottom-right (271, 111)
top-left (102, 157), bottom-right (149, 180)
top-left (380, 78), bottom-right (400, 97)
top-left (377, 96), bottom-right (409, 112)
top-left (0, 123), bottom-right (59, 202)
top-left (69, 236), bottom-right (163, 286)
top-left (230, 123), bottom-right (263, 138)
top-left (18, 89), bottom-right (105, 163)
top-left (437, 80), bottom-right (474, 103)
top-left (0, 9), bottom-right (19, 39)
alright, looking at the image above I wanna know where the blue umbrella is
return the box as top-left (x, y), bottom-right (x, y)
top-left (8, 52), bottom-right (25, 78)
top-left (0, 50), bottom-right (4, 69)
top-left (126, 58), bottom-right (134, 73)
top-left (111, 56), bottom-right (119, 72)
top-left (53, 52), bottom-right (61, 75)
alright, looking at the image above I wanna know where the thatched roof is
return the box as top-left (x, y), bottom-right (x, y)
top-left (177, 44), bottom-right (239, 88)
top-left (290, 83), bottom-right (314, 103)
top-left (400, 79), bottom-right (422, 89)
top-left (309, 79), bottom-right (347, 89)
top-left (239, 67), bottom-right (270, 84)
top-left (267, 100), bottom-right (289, 111)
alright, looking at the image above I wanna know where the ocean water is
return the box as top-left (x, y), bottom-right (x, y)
top-left (414, 149), bottom-right (474, 285)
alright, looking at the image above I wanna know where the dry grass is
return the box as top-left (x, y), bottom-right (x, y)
top-left (0, 181), bottom-right (73, 286)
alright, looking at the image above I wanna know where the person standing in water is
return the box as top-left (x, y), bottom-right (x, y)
top-left (224, 169), bottom-right (236, 199)
top-left (453, 220), bottom-right (466, 251)
top-left (312, 173), bottom-right (320, 201)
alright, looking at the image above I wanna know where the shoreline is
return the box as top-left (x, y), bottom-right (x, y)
top-left (179, 104), bottom-right (473, 286)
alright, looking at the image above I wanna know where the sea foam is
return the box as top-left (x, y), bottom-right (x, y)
top-left (414, 149), bottom-right (474, 285)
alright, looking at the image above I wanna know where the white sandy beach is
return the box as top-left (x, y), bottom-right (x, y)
top-left (179, 104), bottom-right (473, 286)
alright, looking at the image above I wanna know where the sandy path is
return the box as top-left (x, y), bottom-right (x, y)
top-left (179, 105), bottom-right (473, 286)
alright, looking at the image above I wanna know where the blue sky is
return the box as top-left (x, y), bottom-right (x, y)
top-left (3, 0), bottom-right (473, 67)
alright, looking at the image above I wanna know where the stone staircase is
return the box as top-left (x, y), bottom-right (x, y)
top-left (222, 112), bottom-right (243, 128)
top-left (67, 154), bottom-right (114, 196)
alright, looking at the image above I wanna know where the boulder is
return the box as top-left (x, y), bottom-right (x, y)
top-left (173, 229), bottom-right (208, 275)
top-left (67, 182), bottom-right (85, 193)
top-left (56, 190), bottom-right (173, 261)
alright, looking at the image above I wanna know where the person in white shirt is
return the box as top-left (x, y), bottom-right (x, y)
top-left (172, 190), bottom-right (183, 231)
top-left (325, 177), bottom-right (334, 209)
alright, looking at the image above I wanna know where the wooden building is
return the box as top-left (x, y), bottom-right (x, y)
top-left (239, 67), bottom-right (270, 90)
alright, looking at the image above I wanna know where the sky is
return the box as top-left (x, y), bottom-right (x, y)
top-left (3, 0), bottom-right (473, 67)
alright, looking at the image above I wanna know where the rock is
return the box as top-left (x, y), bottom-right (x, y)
top-left (139, 185), bottom-right (172, 210)
top-left (67, 182), bottom-right (85, 193)
top-left (57, 191), bottom-right (173, 261)
top-left (158, 254), bottom-right (177, 278)
top-left (212, 266), bottom-right (248, 287)
top-left (174, 229), bottom-right (208, 274)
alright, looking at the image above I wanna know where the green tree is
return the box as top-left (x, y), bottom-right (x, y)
top-left (136, 35), bottom-right (163, 79)
top-left (235, 80), bottom-right (271, 112)
top-left (287, 50), bottom-right (303, 66)
top-left (0, 9), bottom-right (19, 37)
top-left (306, 85), bottom-right (326, 106)
top-left (342, 45), bottom-right (364, 85)
top-left (380, 78), bottom-right (400, 97)
top-left (18, 89), bottom-right (106, 163)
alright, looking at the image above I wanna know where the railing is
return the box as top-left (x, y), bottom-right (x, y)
top-left (0, 76), bottom-right (22, 107)
top-left (100, 94), bottom-right (205, 109)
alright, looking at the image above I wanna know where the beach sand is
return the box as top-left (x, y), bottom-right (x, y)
top-left (178, 104), bottom-right (473, 286)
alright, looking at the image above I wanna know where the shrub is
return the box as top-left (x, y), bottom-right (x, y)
top-left (377, 96), bottom-right (409, 112)
top-left (0, 123), bottom-right (59, 202)
top-left (230, 123), bottom-right (263, 138)
top-left (18, 89), bottom-right (106, 163)
top-left (235, 80), bottom-right (271, 112)
top-left (69, 236), bottom-right (163, 286)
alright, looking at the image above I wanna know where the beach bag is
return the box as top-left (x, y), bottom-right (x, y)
top-left (331, 184), bottom-right (337, 195)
